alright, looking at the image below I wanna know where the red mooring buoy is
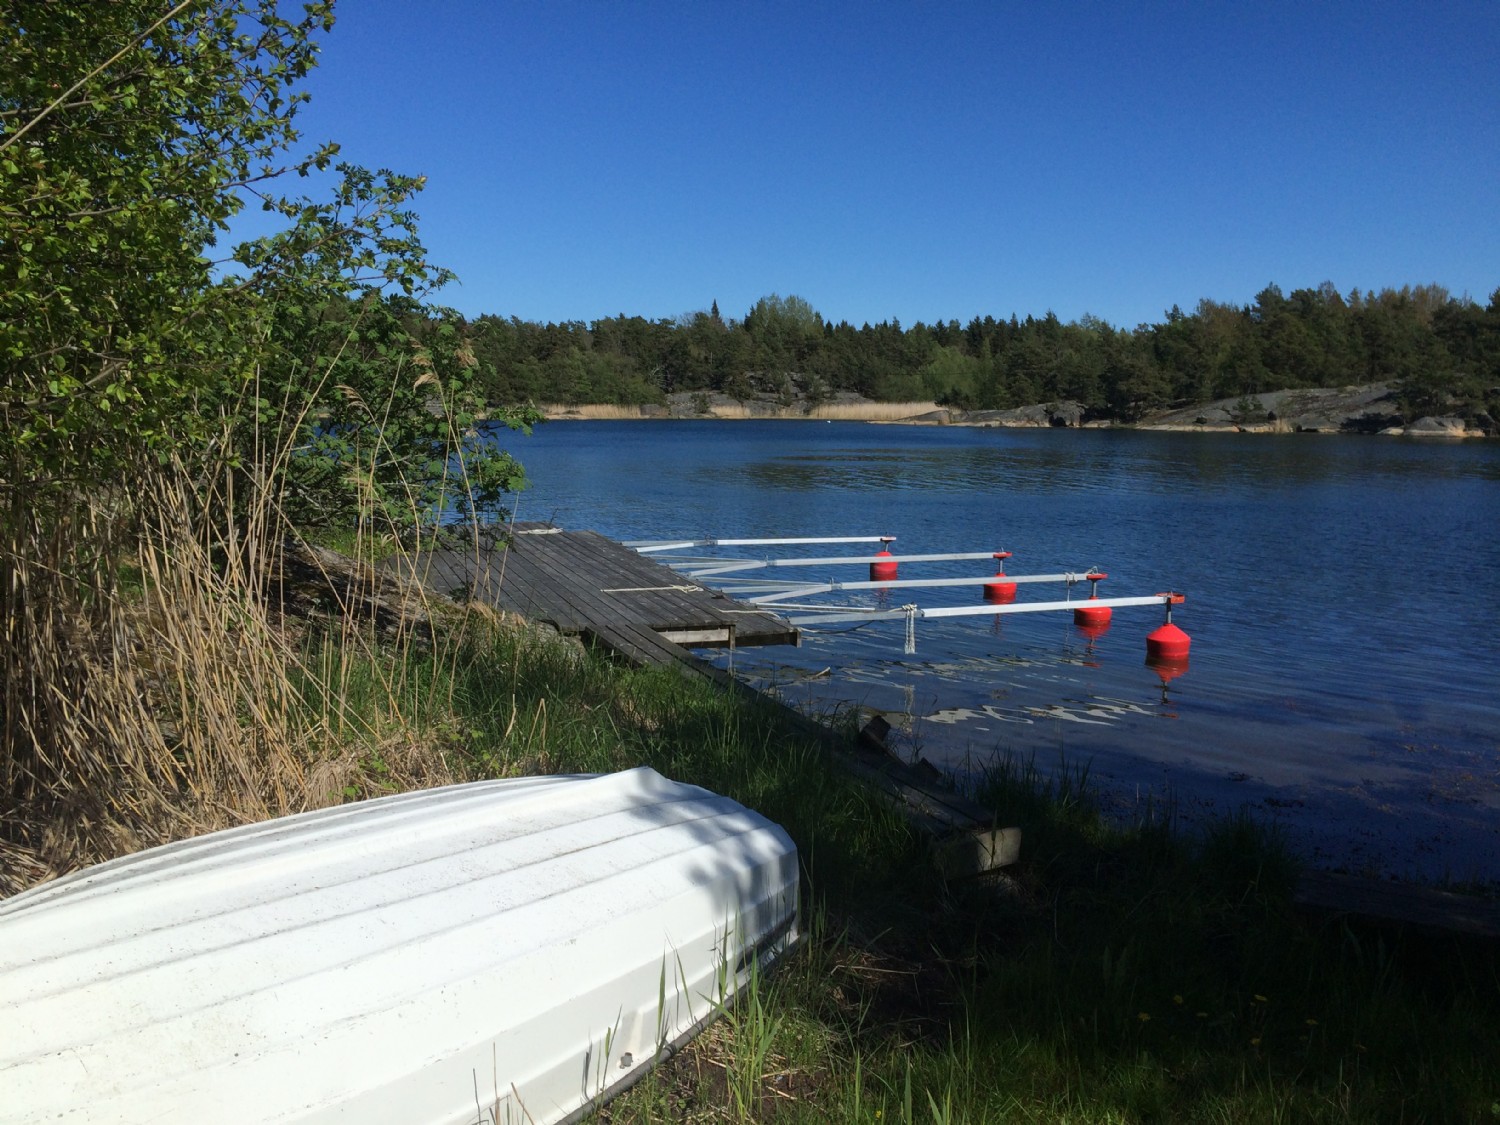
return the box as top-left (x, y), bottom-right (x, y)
top-left (1073, 571), bottom-right (1112, 627)
top-left (1145, 621), bottom-right (1191, 662)
top-left (983, 551), bottom-right (1017, 603)
top-left (870, 537), bottom-right (898, 582)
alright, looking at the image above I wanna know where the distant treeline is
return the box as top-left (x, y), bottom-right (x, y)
top-left (452, 284), bottom-right (1500, 424)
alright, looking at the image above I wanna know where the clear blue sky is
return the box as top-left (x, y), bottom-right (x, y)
top-left (281, 0), bottom-right (1499, 330)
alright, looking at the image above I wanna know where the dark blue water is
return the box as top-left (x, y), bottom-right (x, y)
top-left (490, 420), bottom-right (1500, 883)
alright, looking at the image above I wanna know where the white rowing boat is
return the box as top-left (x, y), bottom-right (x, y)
top-left (0, 767), bottom-right (799, 1124)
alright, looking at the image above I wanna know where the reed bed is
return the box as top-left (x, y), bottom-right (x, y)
top-left (804, 400), bottom-right (942, 421)
top-left (540, 403), bottom-right (662, 420)
top-left (4, 487), bottom-right (398, 888)
top-left (0, 383), bottom-right (480, 890)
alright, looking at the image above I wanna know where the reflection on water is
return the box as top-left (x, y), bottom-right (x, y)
top-left (926, 696), bottom-right (1157, 728)
top-left (497, 420), bottom-right (1500, 884)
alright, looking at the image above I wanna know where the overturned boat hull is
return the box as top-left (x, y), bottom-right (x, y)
top-left (0, 767), bottom-right (799, 1124)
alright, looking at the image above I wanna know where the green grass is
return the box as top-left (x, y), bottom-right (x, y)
top-left (310, 622), bottom-right (1500, 1124)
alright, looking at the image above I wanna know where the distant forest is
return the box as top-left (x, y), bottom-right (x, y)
top-left (451, 283), bottom-right (1500, 424)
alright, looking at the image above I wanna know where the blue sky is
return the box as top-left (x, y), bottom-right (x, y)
top-left (278, 1), bottom-right (1499, 330)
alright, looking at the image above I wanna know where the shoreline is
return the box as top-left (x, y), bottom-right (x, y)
top-left (538, 399), bottom-right (944, 423)
top-left (535, 386), bottom-right (1494, 438)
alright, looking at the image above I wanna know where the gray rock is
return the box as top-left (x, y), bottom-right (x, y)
top-left (1405, 416), bottom-right (1468, 435)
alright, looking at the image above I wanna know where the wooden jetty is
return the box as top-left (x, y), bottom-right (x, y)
top-left (398, 524), bottom-right (799, 664)
top-left (392, 524), bottom-right (1016, 879)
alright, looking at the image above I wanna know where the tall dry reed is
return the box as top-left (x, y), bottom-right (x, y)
top-left (0, 459), bottom-right (310, 892)
top-left (0, 372), bottom-right (491, 894)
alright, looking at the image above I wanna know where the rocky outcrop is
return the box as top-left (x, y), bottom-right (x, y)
top-left (547, 382), bottom-right (1494, 436)
top-left (1134, 385), bottom-right (1407, 434)
top-left (948, 400), bottom-right (1092, 428)
top-left (1399, 415), bottom-right (1487, 437)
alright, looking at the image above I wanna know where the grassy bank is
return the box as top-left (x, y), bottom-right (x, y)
top-left (299, 618), bottom-right (1500, 1123)
top-left (5, 501), bottom-right (1495, 1121)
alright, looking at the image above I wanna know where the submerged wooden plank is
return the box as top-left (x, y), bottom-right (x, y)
top-left (836, 751), bottom-right (999, 837)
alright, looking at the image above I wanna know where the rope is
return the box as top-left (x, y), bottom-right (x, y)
top-left (599, 584), bottom-right (703, 594)
top-left (902, 604), bottom-right (919, 654)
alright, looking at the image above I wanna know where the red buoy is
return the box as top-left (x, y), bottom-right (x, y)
top-left (1074, 600), bottom-right (1112, 626)
top-left (1073, 572), bottom-right (1111, 626)
top-left (983, 550), bottom-right (1017, 603)
top-left (870, 537), bottom-right (898, 582)
top-left (1146, 622), bottom-right (1191, 662)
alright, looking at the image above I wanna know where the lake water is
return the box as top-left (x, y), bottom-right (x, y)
top-left (491, 420), bottom-right (1500, 884)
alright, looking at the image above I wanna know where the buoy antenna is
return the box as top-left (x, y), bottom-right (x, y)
top-left (983, 550), bottom-right (1017, 603)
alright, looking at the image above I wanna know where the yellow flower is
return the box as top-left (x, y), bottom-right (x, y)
top-left (1250, 1037), bottom-right (1262, 1047)
top-left (1172, 994), bottom-right (1184, 1006)
top-left (1305, 1018), bottom-right (1318, 1027)
top-left (1253, 994), bottom-right (1267, 1003)
top-left (1137, 1012), bottom-right (1151, 1022)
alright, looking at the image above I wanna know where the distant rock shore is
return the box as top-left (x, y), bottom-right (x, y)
top-left (540, 384), bottom-right (1494, 437)
top-left (895, 384), bottom-right (1492, 437)
top-left (1133, 384), bottom-right (1489, 437)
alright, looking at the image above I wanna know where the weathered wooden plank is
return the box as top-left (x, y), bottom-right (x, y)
top-left (386, 550), bottom-right (470, 601)
top-left (546, 532), bottom-right (741, 625)
top-left (478, 546), bottom-right (608, 631)
top-left (837, 753), bottom-right (998, 836)
top-left (462, 533), bottom-right (797, 646)
top-left (555, 536), bottom-right (721, 629)
top-left (659, 626), bottom-right (735, 645)
top-left (584, 621), bottom-right (698, 669)
top-left (510, 535), bottom-right (676, 628)
top-left (1295, 870), bottom-right (1500, 938)
top-left (385, 529), bottom-right (789, 655)
top-left (852, 716), bottom-right (999, 828)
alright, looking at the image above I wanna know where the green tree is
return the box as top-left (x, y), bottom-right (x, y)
top-left (1, 1), bottom-right (538, 819)
top-left (1103, 333), bottom-right (1171, 420)
top-left (744, 293), bottom-right (824, 373)
top-left (923, 345), bottom-right (983, 407)
top-left (2, 0), bottom-right (327, 505)
top-left (2, 0), bottom-right (528, 528)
